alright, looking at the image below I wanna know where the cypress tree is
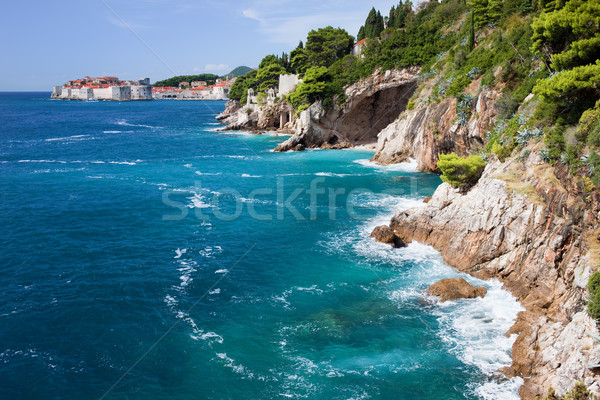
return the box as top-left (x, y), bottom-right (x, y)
top-left (468, 10), bottom-right (475, 51)
top-left (375, 10), bottom-right (385, 37)
top-left (357, 26), bottom-right (366, 41)
top-left (389, 5), bottom-right (397, 28)
top-left (364, 7), bottom-right (378, 38)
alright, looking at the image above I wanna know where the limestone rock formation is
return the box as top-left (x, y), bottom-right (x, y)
top-left (219, 100), bottom-right (295, 132)
top-left (370, 225), bottom-right (406, 248)
top-left (427, 277), bottom-right (487, 302)
top-left (372, 80), bottom-right (499, 172)
top-left (274, 68), bottom-right (420, 152)
top-left (216, 100), bottom-right (241, 120)
top-left (388, 153), bottom-right (600, 399)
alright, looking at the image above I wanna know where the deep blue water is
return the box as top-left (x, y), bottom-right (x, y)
top-left (0, 93), bottom-right (522, 399)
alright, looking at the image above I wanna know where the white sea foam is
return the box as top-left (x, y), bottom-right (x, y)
top-left (164, 294), bottom-right (178, 307)
top-left (195, 171), bottom-right (222, 176)
top-left (354, 158), bottom-right (418, 172)
top-left (116, 120), bottom-right (159, 129)
top-left (294, 285), bottom-right (323, 294)
top-left (108, 161), bottom-right (137, 165)
top-left (18, 159), bottom-right (67, 164)
top-left (215, 353), bottom-right (256, 378)
top-left (199, 246), bottom-right (222, 258)
top-left (187, 193), bottom-right (212, 209)
top-left (320, 187), bottom-right (524, 399)
top-left (433, 279), bottom-right (524, 400)
top-left (32, 168), bottom-right (85, 174)
top-left (314, 172), bottom-right (355, 177)
top-left (174, 248), bottom-right (187, 259)
top-left (209, 288), bottom-right (221, 295)
top-left (103, 130), bottom-right (122, 134)
top-left (241, 173), bottom-right (262, 178)
top-left (218, 130), bottom-right (255, 136)
top-left (215, 269), bottom-right (229, 274)
top-left (45, 134), bottom-right (90, 142)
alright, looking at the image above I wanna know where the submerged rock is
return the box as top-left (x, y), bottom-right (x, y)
top-left (370, 225), bottom-right (406, 248)
top-left (427, 277), bottom-right (487, 302)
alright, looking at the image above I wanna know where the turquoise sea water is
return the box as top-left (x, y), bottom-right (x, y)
top-left (0, 93), bottom-right (522, 399)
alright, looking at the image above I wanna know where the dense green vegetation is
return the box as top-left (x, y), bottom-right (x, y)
top-left (230, 0), bottom-right (600, 191)
top-left (154, 74), bottom-right (220, 87)
top-left (229, 27), bottom-right (354, 105)
top-left (437, 153), bottom-right (487, 189)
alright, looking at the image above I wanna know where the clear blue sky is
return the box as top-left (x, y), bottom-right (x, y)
top-left (0, 0), bottom-right (414, 91)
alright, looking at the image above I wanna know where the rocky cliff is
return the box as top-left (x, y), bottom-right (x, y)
top-left (219, 100), bottom-right (295, 133)
top-left (274, 67), bottom-right (420, 152)
top-left (384, 151), bottom-right (600, 398)
top-left (372, 78), bottom-right (500, 172)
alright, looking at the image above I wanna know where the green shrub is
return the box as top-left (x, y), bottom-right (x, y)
top-left (588, 271), bottom-right (600, 321)
top-left (491, 141), bottom-right (512, 161)
top-left (447, 75), bottom-right (471, 97)
top-left (544, 125), bottom-right (566, 163)
top-left (565, 382), bottom-right (595, 400)
top-left (437, 153), bottom-right (487, 190)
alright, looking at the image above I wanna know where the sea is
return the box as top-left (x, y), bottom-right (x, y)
top-left (0, 92), bottom-right (523, 400)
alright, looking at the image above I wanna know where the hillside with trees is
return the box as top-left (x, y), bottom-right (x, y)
top-left (230, 0), bottom-right (600, 187)
top-left (225, 66), bottom-right (253, 78)
top-left (154, 74), bottom-right (220, 87)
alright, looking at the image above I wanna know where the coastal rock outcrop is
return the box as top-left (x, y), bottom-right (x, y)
top-left (385, 152), bottom-right (600, 398)
top-left (370, 225), bottom-right (406, 248)
top-left (219, 100), bottom-right (295, 132)
top-left (427, 277), bottom-right (487, 302)
top-left (274, 68), bottom-right (420, 152)
top-left (372, 79), bottom-right (499, 172)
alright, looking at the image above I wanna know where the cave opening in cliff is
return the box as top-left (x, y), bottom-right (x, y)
top-left (337, 80), bottom-right (418, 145)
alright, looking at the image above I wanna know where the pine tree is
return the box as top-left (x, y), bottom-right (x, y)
top-left (469, 0), bottom-right (490, 29)
top-left (487, 0), bottom-right (502, 25)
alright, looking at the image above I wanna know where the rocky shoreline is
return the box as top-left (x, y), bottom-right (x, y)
top-left (217, 67), bottom-right (600, 398)
top-left (379, 153), bottom-right (600, 398)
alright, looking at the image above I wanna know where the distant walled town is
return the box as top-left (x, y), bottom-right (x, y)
top-left (51, 76), bottom-right (236, 101)
top-left (51, 76), bottom-right (152, 101)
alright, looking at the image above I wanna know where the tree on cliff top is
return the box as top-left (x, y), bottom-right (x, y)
top-left (388, 1), bottom-right (412, 29)
top-left (357, 7), bottom-right (385, 41)
top-left (305, 26), bottom-right (354, 68)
